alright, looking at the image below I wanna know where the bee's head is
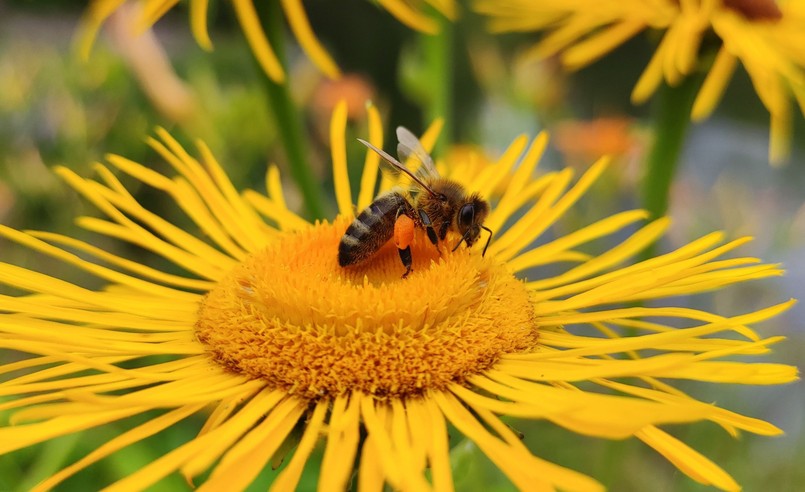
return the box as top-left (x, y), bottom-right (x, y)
top-left (455, 195), bottom-right (492, 256)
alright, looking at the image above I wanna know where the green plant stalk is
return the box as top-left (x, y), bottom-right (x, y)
top-left (421, 13), bottom-right (454, 154)
top-left (640, 75), bottom-right (702, 260)
top-left (642, 76), bottom-right (701, 221)
top-left (257, 0), bottom-right (325, 219)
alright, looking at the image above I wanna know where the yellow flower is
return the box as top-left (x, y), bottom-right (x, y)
top-left (0, 101), bottom-right (797, 491)
top-left (475, 0), bottom-right (805, 163)
top-left (78, 0), bottom-right (458, 83)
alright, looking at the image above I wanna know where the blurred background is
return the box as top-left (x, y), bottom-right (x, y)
top-left (0, 1), bottom-right (802, 490)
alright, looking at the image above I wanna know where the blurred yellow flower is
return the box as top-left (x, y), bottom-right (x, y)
top-left (0, 102), bottom-right (797, 491)
top-left (79, 0), bottom-right (457, 83)
top-left (475, 0), bottom-right (805, 163)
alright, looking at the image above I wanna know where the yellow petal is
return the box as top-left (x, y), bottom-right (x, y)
top-left (280, 0), bottom-right (341, 79)
top-left (231, 0), bottom-right (285, 83)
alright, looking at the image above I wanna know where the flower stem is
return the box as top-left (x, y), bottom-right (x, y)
top-left (640, 75), bottom-right (701, 259)
top-left (421, 12), bottom-right (454, 153)
top-left (642, 77), bottom-right (700, 220)
top-left (256, 0), bottom-right (325, 219)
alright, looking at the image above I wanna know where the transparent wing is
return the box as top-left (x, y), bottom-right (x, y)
top-left (396, 127), bottom-right (440, 181)
top-left (357, 138), bottom-right (437, 197)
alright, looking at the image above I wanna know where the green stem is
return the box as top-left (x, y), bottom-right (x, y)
top-left (256, 0), bottom-right (325, 219)
top-left (639, 75), bottom-right (702, 261)
top-left (642, 77), bottom-right (701, 221)
top-left (421, 12), bottom-right (454, 153)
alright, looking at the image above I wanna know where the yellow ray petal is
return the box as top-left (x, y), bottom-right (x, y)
top-left (270, 400), bottom-right (328, 491)
top-left (485, 132), bottom-right (547, 232)
top-left (0, 407), bottom-right (143, 455)
top-left (180, 388), bottom-right (284, 480)
top-left (420, 397), bottom-right (453, 491)
top-left (692, 47), bottom-right (738, 121)
top-left (280, 0), bottom-right (340, 79)
top-left (563, 19), bottom-right (646, 69)
top-left (0, 225), bottom-right (198, 301)
top-left (488, 168), bottom-right (573, 256)
top-left (471, 404), bottom-right (605, 492)
top-left (190, 0), bottom-right (213, 50)
top-left (433, 390), bottom-right (584, 491)
top-left (205, 399), bottom-right (306, 488)
top-left (376, 0), bottom-right (439, 34)
top-left (331, 100), bottom-right (353, 217)
top-left (57, 166), bottom-right (230, 280)
top-left (459, 377), bottom-right (713, 438)
top-left (33, 404), bottom-right (205, 492)
top-left (243, 190), bottom-right (311, 231)
top-left (469, 135), bottom-right (528, 199)
top-left (75, 0), bottom-right (128, 60)
top-left (150, 129), bottom-right (270, 252)
top-left (496, 156), bottom-right (610, 261)
top-left (359, 397), bottom-right (404, 488)
top-left (637, 426), bottom-right (740, 491)
top-left (29, 231), bottom-right (214, 291)
top-left (0, 295), bottom-right (190, 332)
top-left (599, 379), bottom-right (784, 436)
top-left (530, 235), bottom-right (754, 307)
top-left (357, 103), bottom-right (384, 210)
top-left (104, 153), bottom-right (253, 260)
top-left (138, 0), bottom-right (180, 32)
top-left (508, 210), bottom-right (649, 272)
top-left (196, 139), bottom-right (275, 249)
top-left (0, 264), bottom-right (193, 321)
top-left (319, 394), bottom-right (361, 492)
top-left (231, 0), bottom-right (285, 82)
top-left (632, 33), bottom-right (672, 103)
top-left (357, 435), bottom-right (385, 492)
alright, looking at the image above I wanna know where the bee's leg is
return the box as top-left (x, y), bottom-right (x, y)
top-left (399, 246), bottom-right (413, 278)
top-left (394, 211), bottom-right (416, 278)
top-left (417, 209), bottom-right (442, 253)
top-left (438, 220), bottom-right (451, 242)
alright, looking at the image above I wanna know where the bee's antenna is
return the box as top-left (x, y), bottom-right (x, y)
top-left (480, 225), bottom-right (493, 257)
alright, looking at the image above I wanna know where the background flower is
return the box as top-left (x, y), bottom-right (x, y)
top-left (79, 0), bottom-right (458, 83)
top-left (474, 0), bottom-right (805, 163)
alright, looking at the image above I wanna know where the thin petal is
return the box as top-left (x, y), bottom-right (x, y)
top-left (563, 19), bottom-right (646, 69)
top-left (691, 47), bottom-right (738, 120)
top-left (376, 0), bottom-right (439, 34)
top-left (637, 426), bottom-right (740, 491)
top-left (189, 0), bottom-right (213, 50)
top-left (319, 395), bottom-right (361, 492)
top-left (331, 100), bottom-right (353, 217)
top-left (280, 0), bottom-right (341, 79)
top-left (357, 103), bottom-right (384, 210)
top-left (270, 400), bottom-right (328, 491)
top-left (33, 404), bottom-right (205, 492)
top-left (231, 0), bottom-right (285, 82)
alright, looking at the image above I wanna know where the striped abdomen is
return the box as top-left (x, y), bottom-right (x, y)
top-left (338, 192), bottom-right (411, 267)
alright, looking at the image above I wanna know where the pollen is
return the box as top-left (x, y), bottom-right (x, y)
top-left (195, 216), bottom-right (538, 400)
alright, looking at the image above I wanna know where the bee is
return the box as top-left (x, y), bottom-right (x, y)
top-left (338, 127), bottom-right (493, 278)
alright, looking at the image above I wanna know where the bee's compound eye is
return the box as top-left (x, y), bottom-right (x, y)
top-left (459, 203), bottom-right (475, 228)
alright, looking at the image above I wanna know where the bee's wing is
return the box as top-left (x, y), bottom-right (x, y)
top-left (357, 138), bottom-right (438, 197)
top-left (396, 126), bottom-right (441, 181)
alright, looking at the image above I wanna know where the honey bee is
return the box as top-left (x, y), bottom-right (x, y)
top-left (338, 127), bottom-right (492, 278)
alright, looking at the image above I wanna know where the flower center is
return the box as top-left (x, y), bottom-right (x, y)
top-left (722, 0), bottom-right (782, 21)
top-left (195, 217), bottom-right (538, 400)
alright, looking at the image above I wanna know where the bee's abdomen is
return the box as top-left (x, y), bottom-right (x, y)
top-left (339, 192), bottom-right (409, 267)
